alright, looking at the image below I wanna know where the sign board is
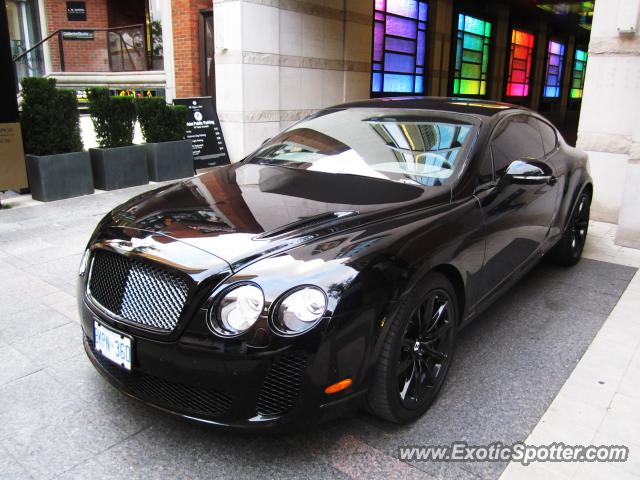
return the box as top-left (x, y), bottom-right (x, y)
top-left (66, 2), bottom-right (87, 21)
top-left (173, 97), bottom-right (230, 169)
top-left (0, 123), bottom-right (28, 191)
top-left (62, 30), bottom-right (94, 40)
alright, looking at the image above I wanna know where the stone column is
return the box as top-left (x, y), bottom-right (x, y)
top-left (576, 0), bottom-right (640, 248)
top-left (488, 6), bottom-right (509, 101)
top-left (213, 0), bottom-right (371, 162)
top-left (427, 0), bottom-right (453, 96)
top-left (529, 20), bottom-right (548, 112)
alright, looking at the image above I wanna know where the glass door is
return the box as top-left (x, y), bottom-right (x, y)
top-left (6, 0), bottom-right (43, 81)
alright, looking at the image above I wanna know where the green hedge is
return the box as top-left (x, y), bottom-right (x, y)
top-left (20, 77), bottom-right (83, 156)
top-left (136, 97), bottom-right (187, 143)
top-left (87, 88), bottom-right (136, 148)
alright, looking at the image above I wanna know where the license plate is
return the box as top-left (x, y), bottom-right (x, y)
top-left (94, 321), bottom-right (132, 371)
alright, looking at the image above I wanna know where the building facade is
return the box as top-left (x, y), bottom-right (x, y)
top-left (7, 0), bottom-right (640, 246)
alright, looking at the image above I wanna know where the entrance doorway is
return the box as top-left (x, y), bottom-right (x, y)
top-left (106, 0), bottom-right (163, 71)
top-left (199, 9), bottom-right (215, 97)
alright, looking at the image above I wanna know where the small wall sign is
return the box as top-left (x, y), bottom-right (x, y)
top-left (62, 30), bottom-right (94, 40)
top-left (66, 2), bottom-right (87, 21)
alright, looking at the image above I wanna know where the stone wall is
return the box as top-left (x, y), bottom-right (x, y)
top-left (213, 0), bottom-right (372, 161)
top-left (576, 0), bottom-right (640, 246)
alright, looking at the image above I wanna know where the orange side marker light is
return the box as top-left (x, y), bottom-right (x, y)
top-left (324, 378), bottom-right (352, 394)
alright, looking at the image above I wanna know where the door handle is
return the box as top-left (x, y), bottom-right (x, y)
top-left (511, 174), bottom-right (556, 185)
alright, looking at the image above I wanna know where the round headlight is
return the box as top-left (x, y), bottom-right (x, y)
top-left (274, 286), bottom-right (327, 335)
top-left (211, 284), bottom-right (264, 336)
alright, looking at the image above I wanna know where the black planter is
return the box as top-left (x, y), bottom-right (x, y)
top-left (145, 139), bottom-right (194, 181)
top-left (90, 145), bottom-right (149, 190)
top-left (26, 152), bottom-right (94, 202)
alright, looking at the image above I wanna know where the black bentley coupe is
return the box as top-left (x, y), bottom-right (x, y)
top-left (79, 97), bottom-right (592, 429)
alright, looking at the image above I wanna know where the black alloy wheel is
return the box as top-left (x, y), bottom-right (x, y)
top-left (548, 191), bottom-right (591, 266)
top-left (397, 291), bottom-right (454, 409)
top-left (570, 194), bottom-right (590, 256)
top-left (367, 272), bottom-right (458, 423)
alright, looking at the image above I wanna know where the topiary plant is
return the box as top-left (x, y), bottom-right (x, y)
top-left (136, 97), bottom-right (187, 143)
top-left (20, 77), bottom-right (83, 156)
top-left (87, 88), bottom-right (137, 148)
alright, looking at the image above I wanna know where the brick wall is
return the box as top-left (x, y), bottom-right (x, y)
top-left (45, 0), bottom-right (110, 72)
top-left (172, 0), bottom-right (210, 97)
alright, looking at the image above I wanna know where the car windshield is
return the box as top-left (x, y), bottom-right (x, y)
top-left (246, 108), bottom-right (477, 186)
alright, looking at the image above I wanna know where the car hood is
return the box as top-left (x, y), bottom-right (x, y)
top-left (103, 162), bottom-right (450, 271)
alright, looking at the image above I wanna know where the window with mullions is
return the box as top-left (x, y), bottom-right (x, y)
top-left (371, 0), bottom-right (428, 95)
top-left (505, 29), bottom-right (534, 97)
top-left (453, 13), bottom-right (492, 96)
top-left (570, 49), bottom-right (588, 99)
top-left (543, 40), bottom-right (565, 98)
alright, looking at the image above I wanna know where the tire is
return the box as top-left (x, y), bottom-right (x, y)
top-left (366, 272), bottom-right (458, 424)
top-left (548, 191), bottom-right (591, 267)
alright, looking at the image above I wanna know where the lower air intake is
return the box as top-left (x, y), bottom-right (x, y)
top-left (87, 337), bottom-right (233, 417)
top-left (256, 351), bottom-right (308, 416)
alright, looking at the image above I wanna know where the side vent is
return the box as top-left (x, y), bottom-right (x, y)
top-left (256, 351), bottom-right (309, 416)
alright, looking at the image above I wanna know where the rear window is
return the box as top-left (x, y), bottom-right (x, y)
top-left (247, 108), bottom-right (477, 186)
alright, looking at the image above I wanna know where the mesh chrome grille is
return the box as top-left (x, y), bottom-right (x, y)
top-left (88, 249), bottom-right (189, 332)
top-left (256, 351), bottom-right (308, 416)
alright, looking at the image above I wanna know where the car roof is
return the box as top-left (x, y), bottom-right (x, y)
top-left (331, 96), bottom-right (528, 118)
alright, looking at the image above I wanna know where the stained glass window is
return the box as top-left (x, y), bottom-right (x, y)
top-left (452, 13), bottom-right (492, 96)
top-left (505, 29), bottom-right (534, 97)
top-left (570, 49), bottom-right (588, 99)
top-left (371, 0), bottom-right (428, 95)
top-left (543, 40), bottom-right (565, 98)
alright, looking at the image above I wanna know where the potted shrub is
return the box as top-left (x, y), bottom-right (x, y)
top-left (136, 97), bottom-right (193, 181)
top-left (87, 88), bottom-right (148, 190)
top-left (21, 77), bottom-right (93, 202)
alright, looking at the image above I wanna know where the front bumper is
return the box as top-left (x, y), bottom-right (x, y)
top-left (80, 300), bottom-right (366, 431)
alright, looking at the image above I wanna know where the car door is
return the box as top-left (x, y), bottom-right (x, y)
top-left (475, 113), bottom-right (559, 299)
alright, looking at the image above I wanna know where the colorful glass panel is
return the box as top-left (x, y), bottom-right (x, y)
top-left (505, 29), bottom-right (534, 97)
top-left (453, 13), bottom-right (492, 96)
top-left (386, 0), bottom-right (418, 18)
top-left (570, 49), bottom-right (588, 99)
top-left (371, 0), bottom-right (428, 94)
top-left (543, 40), bottom-right (565, 98)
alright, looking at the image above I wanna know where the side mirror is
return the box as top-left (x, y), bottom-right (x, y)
top-left (505, 159), bottom-right (555, 185)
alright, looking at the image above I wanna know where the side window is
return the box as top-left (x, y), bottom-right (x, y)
top-left (536, 119), bottom-right (558, 155)
top-left (490, 115), bottom-right (545, 175)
